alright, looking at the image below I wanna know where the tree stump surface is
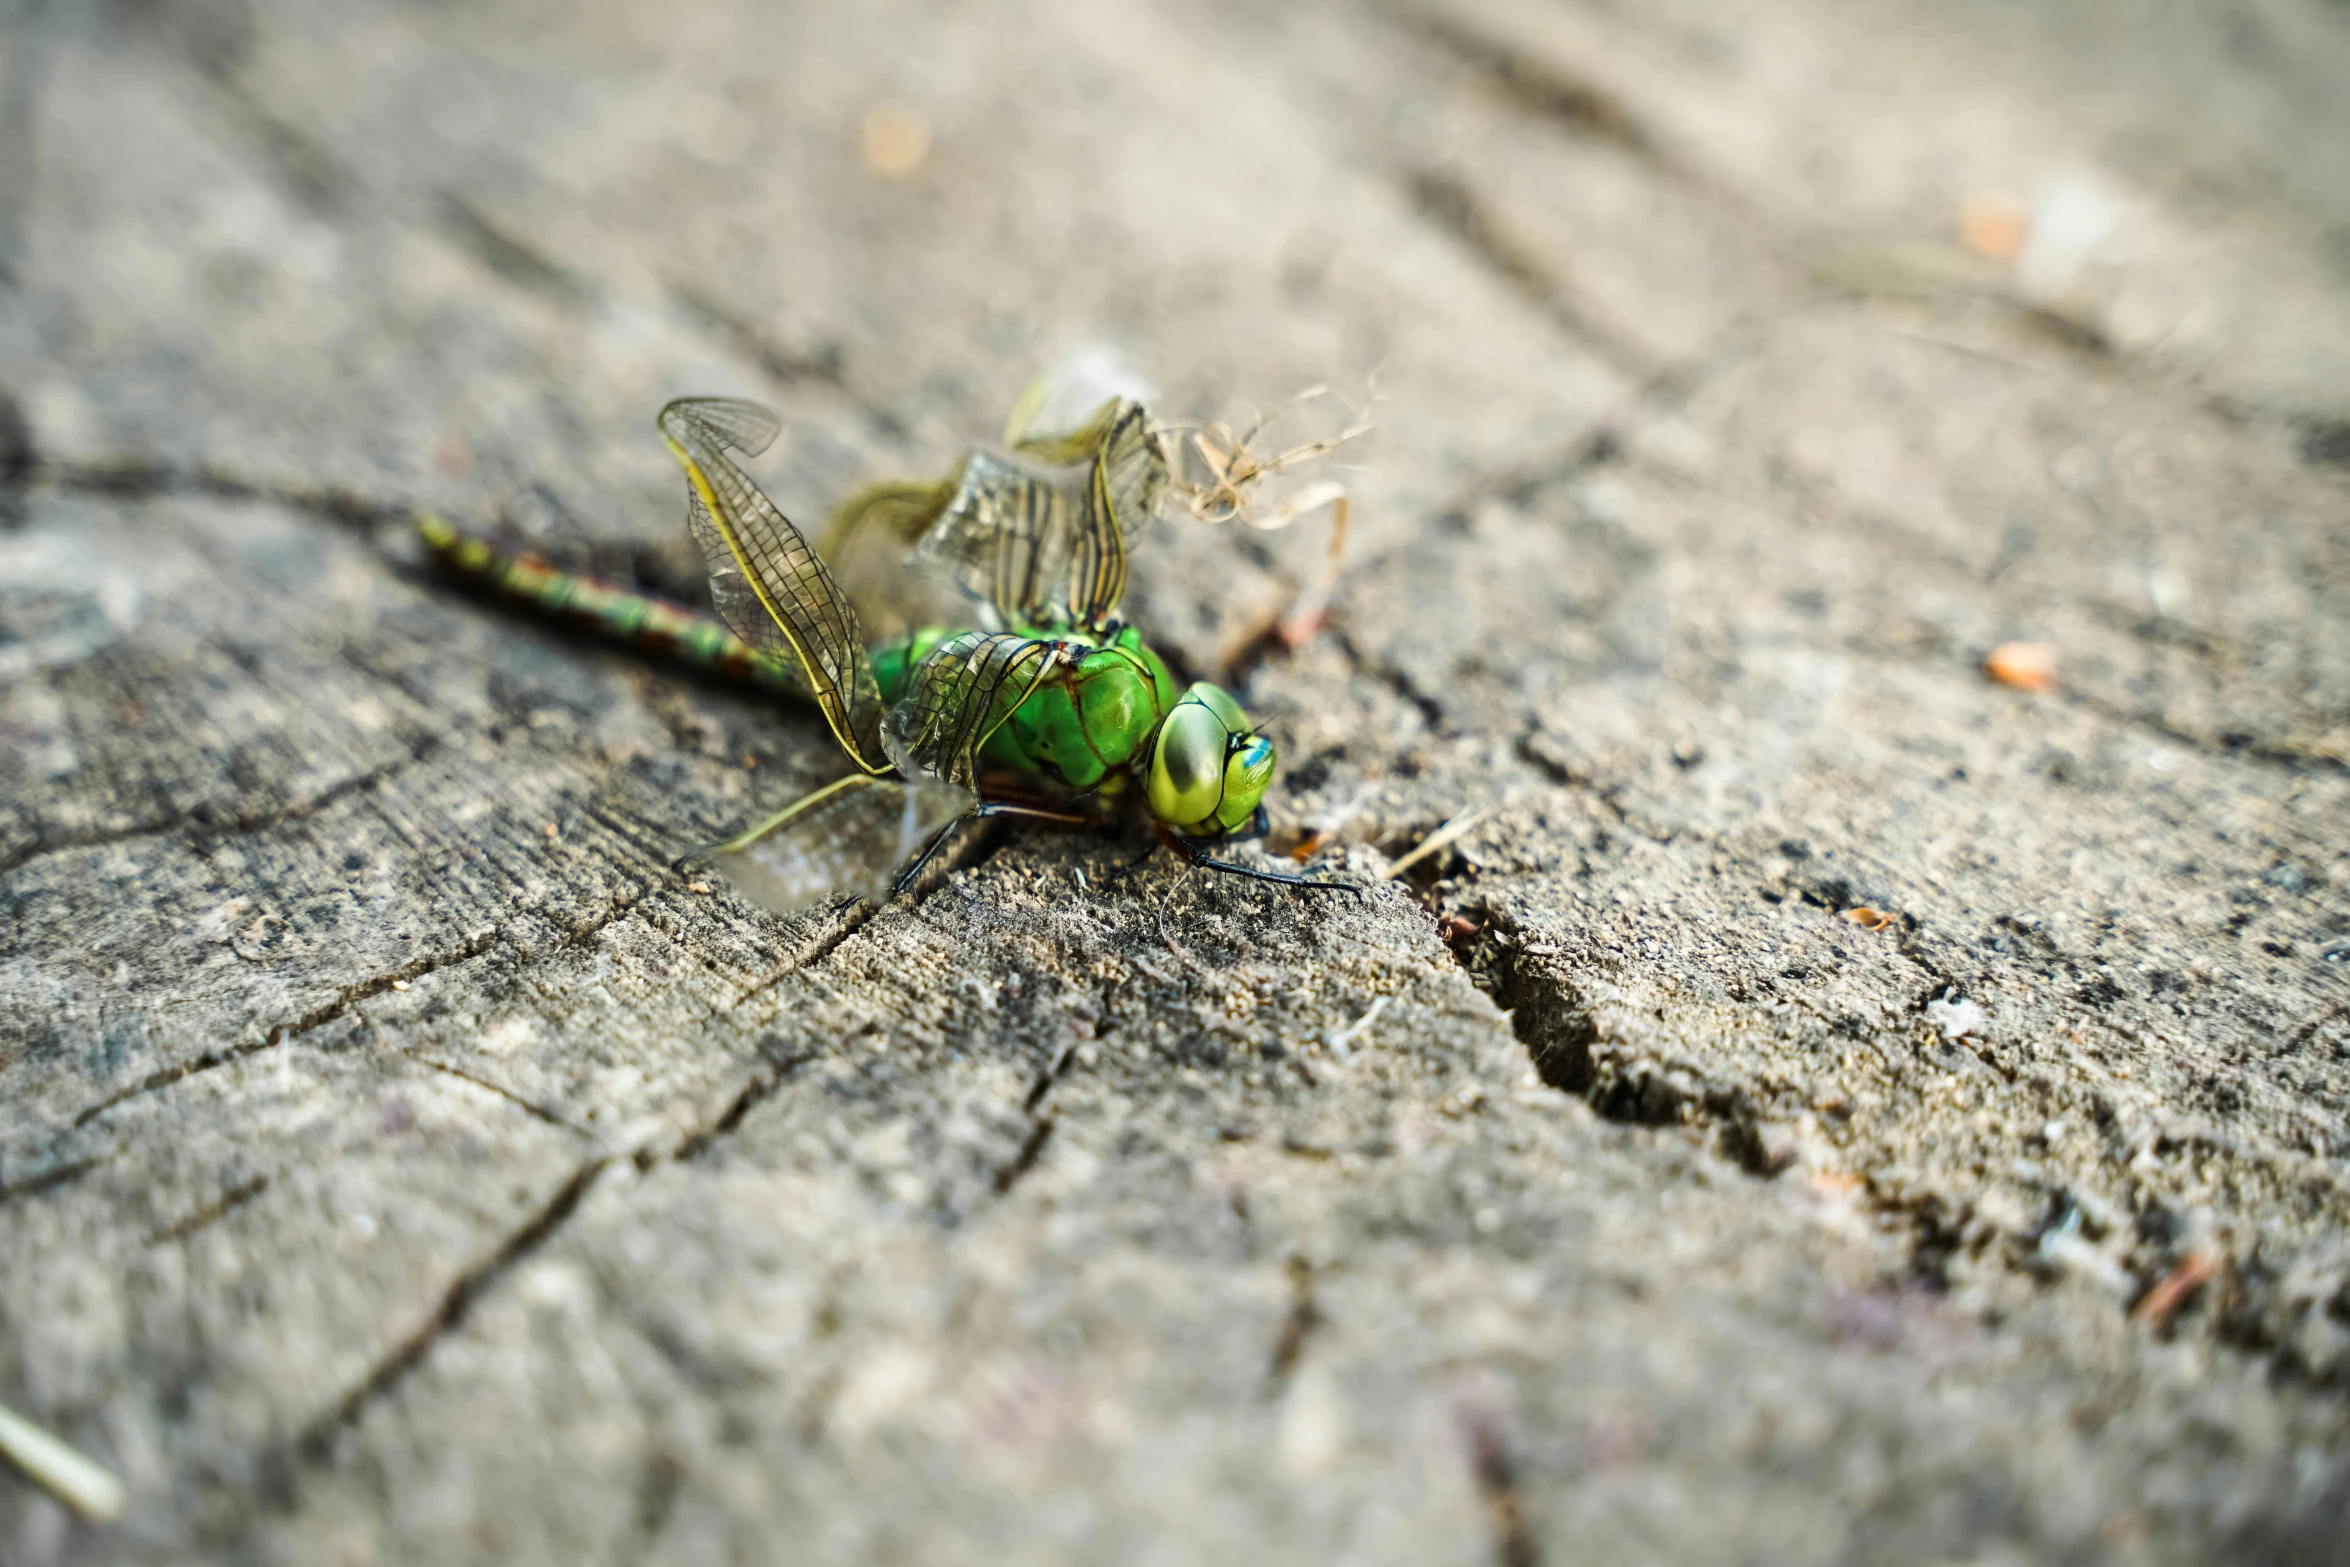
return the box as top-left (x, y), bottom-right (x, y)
top-left (4, 1), bottom-right (2349, 1561)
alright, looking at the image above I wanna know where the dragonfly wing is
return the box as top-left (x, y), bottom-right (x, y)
top-left (911, 401), bottom-right (1167, 628)
top-left (705, 773), bottom-right (974, 916)
top-left (1070, 400), bottom-right (1168, 623)
top-left (1004, 343), bottom-right (1157, 454)
top-left (881, 630), bottom-right (1060, 789)
top-left (818, 477), bottom-right (949, 563)
top-left (818, 477), bottom-right (970, 642)
top-left (910, 450), bottom-right (1085, 627)
top-left (1089, 400), bottom-right (1170, 545)
top-left (659, 397), bottom-right (891, 774)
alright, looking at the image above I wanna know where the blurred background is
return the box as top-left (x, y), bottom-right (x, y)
top-left (7, 0), bottom-right (2349, 637)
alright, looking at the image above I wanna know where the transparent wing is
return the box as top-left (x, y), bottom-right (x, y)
top-left (1008, 392), bottom-right (1127, 466)
top-left (817, 476), bottom-right (969, 641)
top-left (658, 397), bottom-right (891, 774)
top-left (881, 630), bottom-right (1060, 789)
top-left (701, 774), bottom-right (974, 917)
top-left (910, 449), bottom-right (1085, 628)
top-left (1089, 400), bottom-right (1169, 540)
top-left (818, 477), bottom-right (950, 563)
top-left (1004, 343), bottom-right (1158, 455)
top-left (913, 400), bottom-right (1167, 628)
top-left (1071, 400), bottom-right (1166, 623)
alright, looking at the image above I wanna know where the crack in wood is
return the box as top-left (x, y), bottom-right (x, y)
top-left (0, 1149), bottom-right (115, 1207)
top-left (0, 734), bottom-right (441, 881)
top-left (286, 1024), bottom-right (838, 1484)
top-left (33, 456), bottom-right (411, 535)
top-left (543, 887), bottom-right (655, 958)
top-left (298, 1155), bottom-right (611, 1460)
top-left (1510, 727), bottom-right (1677, 841)
top-left (1021, 1044), bottom-right (1078, 1115)
top-left (1460, 1398), bottom-right (1543, 1567)
top-left (1402, 164), bottom-right (1661, 379)
top-left (437, 191), bottom-right (588, 302)
top-left (663, 282), bottom-right (843, 394)
top-left (1264, 1253), bottom-right (1324, 1391)
top-left (1395, 4), bottom-right (1670, 169)
top-left (1774, 617), bottom-right (2350, 780)
top-left (148, 1173), bottom-right (270, 1246)
top-left (0, 385), bottom-right (30, 527)
top-left (1330, 626), bottom-right (1451, 739)
top-left (2055, 685), bottom-right (2350, 779)
top-left (436, 189), bottom-right (911, 444)
top-left (725, 899), bottom-right (878, 1009)
top-left (1398, 404), bottom-right (2343, 787)
top-left (406, 1057), bottom-right (588, 1137)
top-left (990, 1115), bottom-right (1056, 1195)
top-left (664, 282), bottom-right (907, 441)
top-left (65, 927), bottom-right (505, 1131)
top-left (623, 1447), bottom-right (686, 1559)
top-left (671, 1043), bottom-right (818, 1163)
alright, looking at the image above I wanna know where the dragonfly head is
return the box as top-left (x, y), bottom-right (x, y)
top-left (1145, 683), bottom-right (1275, 837)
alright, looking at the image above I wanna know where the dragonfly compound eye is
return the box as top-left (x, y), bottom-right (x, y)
top-left (1147, 701), bottom-right (1231, 827)
top-left (1147, 683), bottom-right (1274, 835)
top-left (1207, 733), bottom-right (1277, 837)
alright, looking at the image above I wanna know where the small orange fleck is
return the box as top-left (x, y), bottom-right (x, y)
top-left (2131, 1251), bottom-right (2216, 1329)
top-left (1840, 906), bottom-right (1896, 931)
top-left (689, 881), bottom-right (713, 895)
top-left (1284, 830), bottom-right (1332, 863)
top-left (1273, 607), bottom-right (1330, 649)
top-left (860, 102), bottom-right (931, 180)
top-left (1809, 1171), bottom-right (1864, 1195)
top-left (1984, 641), bottom-right (2059, 693)
top-left (1960, 195), bottom-right (2030, 264)
top-left (543, 822), bottom-right (560, 840)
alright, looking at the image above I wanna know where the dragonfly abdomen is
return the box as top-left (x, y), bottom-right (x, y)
top-left (417, 516), bottom-right (813, 698)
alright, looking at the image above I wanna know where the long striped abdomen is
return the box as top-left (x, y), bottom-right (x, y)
top-left (416, 515), bottom-right (813, 699)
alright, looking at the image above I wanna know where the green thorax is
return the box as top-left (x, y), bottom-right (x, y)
top-left (872, 623), bottom-right (1180, 790)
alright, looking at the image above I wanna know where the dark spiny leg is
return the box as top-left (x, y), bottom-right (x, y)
top-left (973, 802), bottom-right (1091, 827)
top-left (1159, 823), bottom-right (1359, 896)
top-left (890, 799), bottom-right (1095, 898)
top-left (891, 815), bottom-right (974, 897)
top-left (1192, 855), bottom-right (1360, 895)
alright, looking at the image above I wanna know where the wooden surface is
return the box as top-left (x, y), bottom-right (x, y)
top-left (4, 0), bottom-right (2350, 1561)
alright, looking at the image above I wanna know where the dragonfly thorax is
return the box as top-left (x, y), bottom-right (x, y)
top-left (871, 623), bottom-right (1273, 835)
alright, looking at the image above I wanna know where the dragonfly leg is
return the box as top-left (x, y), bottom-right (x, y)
top-left (887, 798), bottom-right (1098, 899)
top-left (670, 774), bottom-right (874, 871)
top-left (1157, 823), bottom-right (1359, 896)
top-left (890, 814), bottom-right (974, 897)
top-left (973, 801), bottom-right (1092, 827)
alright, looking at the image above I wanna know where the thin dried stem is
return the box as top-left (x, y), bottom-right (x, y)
top-left (1157, 383), bottom-right (1376, 645)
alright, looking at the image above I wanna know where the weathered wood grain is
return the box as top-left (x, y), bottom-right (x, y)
top-left (4, 0), bottom-right (2349, 1561)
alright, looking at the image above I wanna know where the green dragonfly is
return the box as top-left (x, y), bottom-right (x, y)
top-left (422, 392), bottom-right (1352, 915)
